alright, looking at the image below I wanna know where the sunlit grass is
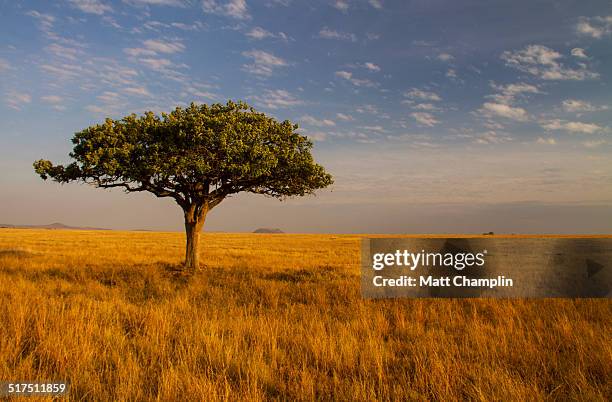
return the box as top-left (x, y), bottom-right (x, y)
top-left (0, 229), bottom-right (610, 401)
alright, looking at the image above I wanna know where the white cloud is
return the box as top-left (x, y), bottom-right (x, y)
top-left (446, 69), bottom-right (457, 79)
top-left (125, 0), bottom-right (187, 5)
top-left (576, 16), bottom-right (612, 39)
top-left (480, 102), bottom-right (529, 121)
top-left (336, 112), bottom-right (354, 121)
top-left (355, 104), bottom-right (381, 114)
top-left (202, 0), bottom-right (250, 20)
top-left (488, 82), bottom-right (540, 104)
top-left (404, 88), bottom-right (441, 101)
top-left (335, 70), bottom-right (376, 87)
top-left (570, 48), bottom-right (588, 59)
top-left (246, 26), bottom-right (289, 41)
top-left (246, 26), bottom-right (273, 39)
top-left (124, 39), bottom-right (185, 59)
top-left (184, 85), bottom-right (219, 100)
top-left (368, 0), bottom-right (383, 9)
top-left (537, 137), bottom-right (556, 145)
top-left (124, 47), bottom-right (158, 57)
top-left (143, 39), bottom-right (185, 54)
top-left (97, 91), bottom-right (120, 103)
top-left (413, 103), bottom-right (438, 111)
top-left (124, 86), bottom-right (151, 96)
top-left (5, 91), bottom-right (32, 110)
top-left (437, 53), bottom-right (453, 62)
top-left (251, 89), bottom-right (303, 109)
top-left (501, 45), bottom-right (598, 80)
top-left (241, 49), bottom-right (288, 76)
top-left (300, 115), bottom-right (336, 127)
top-left (68, 0), bottom-right (113, 15)
top-left (131, 56), bottom-right (186, 80)
top-left (358, 125), bottom-right (386, 132)
top-left (318, 27), bottom-right (356, 42)
top-left (170, 21), bottom-right (205, 31)
top-left (26, 10), bottom-right (56, 32)
top-left (363, 62), bottom-right (380, 72)
top-left (333, 0), bottom-right (349, 12)
top-left (45, 43), bottom-right (82, 60)
top-left (473, 131), bottom-right (512, 144)
top-left (562, 99), bottom-right (608, 113)
top-left (540, 119), bottom-right (605, 134)
top-left (411, 112), bottom-right (438, 127)
top-left (138, 57), bottom-right (173, 70)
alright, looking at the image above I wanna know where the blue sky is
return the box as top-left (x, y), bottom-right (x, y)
top-left (1, 0), bottom-right (611, 233)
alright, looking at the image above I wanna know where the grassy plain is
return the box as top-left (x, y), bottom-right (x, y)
top-left (0, 229), bottom-right (610, 401)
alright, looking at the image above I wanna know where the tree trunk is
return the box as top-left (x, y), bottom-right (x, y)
top-left (183, 203), bottom-right (208, 271)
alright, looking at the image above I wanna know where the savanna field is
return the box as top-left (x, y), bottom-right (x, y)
top-left (0, 229), bottom-right (610, 401)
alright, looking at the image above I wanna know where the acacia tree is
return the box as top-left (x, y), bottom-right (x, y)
top-left (34, 101), bottom-right (333, 270)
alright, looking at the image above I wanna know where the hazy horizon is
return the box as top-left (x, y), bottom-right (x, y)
top-left (1, 0), bottom-right (611, 233)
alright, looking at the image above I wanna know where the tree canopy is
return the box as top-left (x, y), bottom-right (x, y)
top-left (34, 101), bottom-right (333, 210)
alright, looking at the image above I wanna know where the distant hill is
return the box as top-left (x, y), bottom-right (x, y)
top-left (0, 222), bottom-right (108, 231)
top-left (253, 228), bottom-right (284, 234)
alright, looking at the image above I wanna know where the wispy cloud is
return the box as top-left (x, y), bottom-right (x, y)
top-left (245, 26), bottom-right (290, 41)
top-left (336, 113), bottom-right (354, 121)
top-left (45, 43), bottom-right (83, 61)
top-left (368, 0), bottom-right (383, 9)
top-left (479, 102), bottom-right (529, 121)
top-left (335, 70), bottom-right (377, 87)
top-left (437, 53), bottom-right (453, 62)
top-left (473, 131), bottom-right (512, 144)
top-left (501, 45), bottom-right (598, 80)
top-left (124, 47), bottom-right (157, 57)
top-left (125, 0), bottom-right (187, 6)
top-left (124, 86), bottom-right (152, 97)
top-left (411, 112), bottom-right (439, 127)
top-left (576, 15), bottom-right (612, 39)
top-left (571, 48), bottom-right (588, 59)
top-left (68, 0), bottom-right (113, 15)
top-left (202, 0), bottom-right (250, 20)
top-left (540, 119), bottom-right (606, 134)
top-left (363, 62), bottom-right (380, 72)
top-left (562, 99), bottom-right (608, 113)
top-left (333, 1), bottom-right (349, 12)
top-left (404, 88), bottom-right (441, 101)
top-left (142, 39), bottom-right (185, 54)
top-left (251, 89), bottom-right (303, 109)
top-left (537, 137), bottom-right (556, 145)
top-left (241, 49), bottom-right (288, 76)
top-left (5, 91), bottom-right (32, 110)
top-left (300, 115), bottom-right (336, 127)
top-left (26, 10), bottom-right (55, 32)
top-left (318, 27), bottom-right (357, 42)
top-left (487, 82), bottom-right (540, 104)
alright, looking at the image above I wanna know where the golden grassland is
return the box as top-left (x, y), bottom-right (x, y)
top-left (0, 229), bottom-right (610, 401)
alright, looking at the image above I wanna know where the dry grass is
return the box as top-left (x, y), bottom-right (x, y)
top-left (0, 229), bottom-right (610, 401)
